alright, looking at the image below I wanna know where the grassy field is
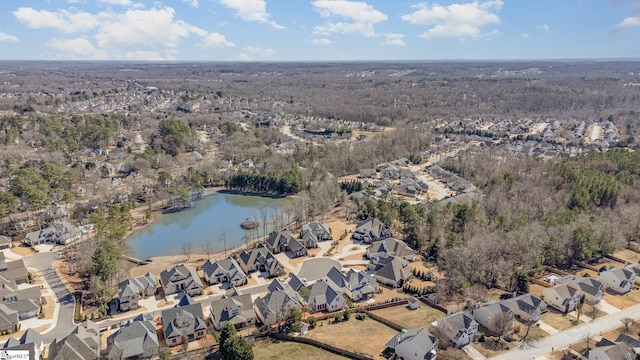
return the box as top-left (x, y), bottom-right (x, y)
top-left (370, 304), bottom-right (445, 329)
top-left (252, 339), bottom-right (348, 360)
top-left (304, 317), bottom-right (398, 359)
top-left (541, 310), bottom-right (583, 331)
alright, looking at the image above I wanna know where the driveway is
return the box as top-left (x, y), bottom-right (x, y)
top-left (491, 302), bottom-right (640, 359)
top-left (23, 252), bottom-right (76, 343)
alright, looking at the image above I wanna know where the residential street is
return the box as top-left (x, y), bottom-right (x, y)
top-left (491, 303), bottom-right (640, 359)
top-left (23, 251), bottom-right (76, 343)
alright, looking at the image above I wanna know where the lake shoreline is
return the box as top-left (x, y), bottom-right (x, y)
top-left (124, 187), bottom-right (291, 262)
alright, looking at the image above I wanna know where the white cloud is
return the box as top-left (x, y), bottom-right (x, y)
top-left (313, 0), bottom-right (387, 37)
top-left (537, 23), bottom-right (550, 34)
top-left (613, 16), bottom-right (640, 31)
top-left (182, 0), bottom-right (199, 8)
top-left (220, 0), bottom-right (284, 29)
top-left (47, 37), bottom-right (108, 59)
top-left (98, 0), bottom-right (132, 5)
top-left (383, 33), bottom-right (405, 46)
top-left (13, 7), bottom-right (99, 34)
top-left (237, 46), bottom-right (275, 60)
top-left (311, 38), bottom-right (332, 45)
top-left (237, 53), bottom-right (252, 61)
top-left (402, 0), bottom-right (503, 40)
top-left (0, 32), bottom-right (19, 42)
top-left (522, 33), bottom-right (529, 38)
top-left (14, 5), bottom-right (234, 59)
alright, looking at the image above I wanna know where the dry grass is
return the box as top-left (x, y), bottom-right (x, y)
top-left (512, 321), bottom-right (549, 342)
top-left (541, 310), bottom-right (583, 330)
top-left (252, 339), bottom-right (348, 360)
top-left (604, 291), bottom-right (640, 309)
top-left (42, 295), bottom-right (56, 320)
top-left (575, 269), bottom-right (599, 278)
top-left (305, 317), bottom-right (398, 359)
top-left (374, 286), bottom-right (406, 303)
top-left (581, 304), bottom-right (608, 319)
top-left (370, 303), bottom-right (446, 328)
top-left (409, 261), bottom-right (444, 280)
top-left (529, 284), bottom-right (547, 297)
top-left (613, 249), bottom-right (640, 264)
top-left (486, 288), bottom-right (508, 302)
top-left (474, 339), bottom-right (514, 358)
top-left (11, 243), bottom-right (35, 256)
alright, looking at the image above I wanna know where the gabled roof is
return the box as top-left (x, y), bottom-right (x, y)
top-left (118, 272), bottom-right (156, 298)
top-left (502, 293), bottom-right (545, 314)
top-left (159, 264), bottom-right (202, 290)
top-left (203, 257), bottom-right (246, 281)
top-left (590, 340), bottom-right (634, 360)
top-left (367, 237), bottom-right (415, 258)
top-left (301, 221), bottom-right (331, 237)
top-left (49, 321), bottom-right (99, 360)
top-left (287, 273), bottom-right (306, 292)
top-left (438, 311), bottom-right (476, 335)
top-left (107, 317), bottom-right (159, 359)
top-left (304, 280), bottom-right (342, 306)
top-left (161, 300), bottom-right (206, 340)
top-left (603, 267), bottom-right (635, 283)
top-left (238, 244), bottom-right (283, 274)
top-left (3, 328), bottom-right (42, 348)
top-left (384, 328), bottom-right (437, 356)
top-left (616, 334), bottom-right (640, 350)
top-left (374, 257), bottom-right (412, 284)
top-left (210, 294), bottom-right (255, 328)
top-left (556, 276), bottom-right (603, 297)
top-left (254, 288), bottom-right (301, 321)
top-left (0, 304), bottom-right (18, 329)
top-left (265, 229), bottom-right (297, 249)
top-left (354, 217), bottom-right (388, 239)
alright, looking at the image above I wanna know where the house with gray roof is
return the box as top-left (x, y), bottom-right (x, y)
top-left (0, 253), bottom-right (29, 284)
top-left (556, 275), bottom-right (604, 305)
top-left (49, 320), bottom-right (99, 360)
top-left (371, 256), bottom-right (413, 288)
top-left (265, 229), bottom-right (309, 258)
top-left (366, 237), bottom-right (417, 262)
top-left (25, 221), bottom-right (81, 246)
top-left (0, 304), bottom-right (18, 332)
top-left (254, 280), bottom-right (302, 326)
top-left (326, 267), bottom-right (377, 301)
top-left (384, 328), bottom-right (438, 360)
top-left (589, 338), bottom-right (635, 360)
top-left (160, 294), bottom-right (207, 347)
top-left (542, 283), bottom-right (584, 313)
top-left (210, 294), bottom-right (256, 330)
top-left (600, 267), bottom-right (636, 295)
top-left (0, 236), bottom-right (11, 250)
top-left (301, 221), bottom-right (332, 244)
top-left (473, 303), bottom-right (515, 336)
top-left (203, 257), bottom-right (247, 287)
top-left (159, 264), bottom-right (203, 297)
top-left (238, 244), bottom-right (284, 278)
top-left (436, 311), bottom-right (478, 347)
top-left (359, 169), bottom-right (377, 179)
top-left (303, 279), bottom-right (345, 313)
top-left (116, 273), bottom-right (157, 312)
top-left (502, 293), bottom-right (547, 323)
top-left (615, 334), bottom-right (640, 355)
top-left (352, 217), bottom-right (390, 243)
top-left (3, 328), bottom-right (44, 360)
top-left (106, 314), bottom-right (159, 360)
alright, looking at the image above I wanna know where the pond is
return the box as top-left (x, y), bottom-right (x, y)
top-left (127, 193), bottom-right (291, 258)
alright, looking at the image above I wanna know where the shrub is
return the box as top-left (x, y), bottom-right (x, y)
top-left (342, 309), bottom-right (351, 321)
top-left (356, 313), bottom-right (367, 321)
top-left (333, 314), bottom-right (342, 323)
top-left (308, 316), bottom-right (318, 329)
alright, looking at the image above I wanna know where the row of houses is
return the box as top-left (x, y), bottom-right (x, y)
top-left (0, 253), bottom-right (42, 332)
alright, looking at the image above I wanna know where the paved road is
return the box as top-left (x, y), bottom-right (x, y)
top-left (491, 303), bottom-right (640, 359)
top-left (23, 252), bottom-right (76, 343)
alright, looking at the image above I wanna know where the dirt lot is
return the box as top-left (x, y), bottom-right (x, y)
top-left (305, 317), bottom-right (398, 359)
top-left (252, 339), bottom-right (348, 360)
top-left (604, 290), bottom-right (640, 309)
top-left (541, 309), bottom-right (583, 330)
top-left (370, 303), bottom-right (445, 328)
top-left (42, 295), bottom-right (55, 319)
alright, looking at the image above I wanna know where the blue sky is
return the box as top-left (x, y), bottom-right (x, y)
top-left (0, 0), bottom-right (638, 61)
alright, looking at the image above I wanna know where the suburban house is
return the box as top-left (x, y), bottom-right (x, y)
top-left (106, 314), bottom-right (159, 360)
top-left (615, 334), bottom-right (640, 355)
top-left (161, 294), bottom-right (207, 347)
top-left (384, 328), bottom-right (438, 360)
top-left (202, 257), bottom-right (247, 287)
top-left (265, 229), bottom-right (309, 258)
top-left (359, 169), bottom-right (377, 179)
top-left (589, 338), bottom-right (635, 360)
top-left (0, 236), bottom-right (11, 250)
top-left (625, 264), bottom-right (640, 282)
top-left (159, 264), bottom-right (203, 297)
top-left (371, 256), bottom-right (413, 288)
top-left (48, 320), bottom-right (100, 360)
top-left (352, 217), bottom-right (390, 243)
top-left (436, 311), bottom-right (478, 347)
top-left (502, 293), bottom-right (547, 323)
top-left (25, 221), bottom-right (82, 246)
top-left (0, 275), bottom-right (41, 319)
top-left (366, 237), bottom-right (417, 262)
top-left (600, 267), bottom-right (636, 295)
top-left (0, 253), bottom-right (29, 284)
top-left (301, 221), bottom-right (332, 244)
top-left (116, 272), bottom-right (157, 312)
top-left (556, 275), bottom-right (604, 305)
top-left (238, 244), bottom-right (285, 277)
top-left (326, 267), bottom-right (378, 301)
top-left (542, 284), bottom-right (584, 313)
top-left (3, 328), bottom-right (44, 360)
top-left (473, 303), bottom-right (515, 336)
top-left (0, 304), bottom-right (18, 332)
top-left (303, 279), bottom-right (346, 313)
top-left (210, 294), bottom-right (256, 330)
top-left (254, 280), bottom-right (302, 326)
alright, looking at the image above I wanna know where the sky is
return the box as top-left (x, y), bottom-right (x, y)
top-left (0, 0), bottom-right (639, 61)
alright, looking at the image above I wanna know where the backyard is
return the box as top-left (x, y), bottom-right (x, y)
top-left (370, 303), bottom-right (445, 328)
top-left (252, 339), bottom-right (348, 360)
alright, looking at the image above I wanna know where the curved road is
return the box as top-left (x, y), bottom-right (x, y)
top-left (23, 252), bottom-right (76, 343)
